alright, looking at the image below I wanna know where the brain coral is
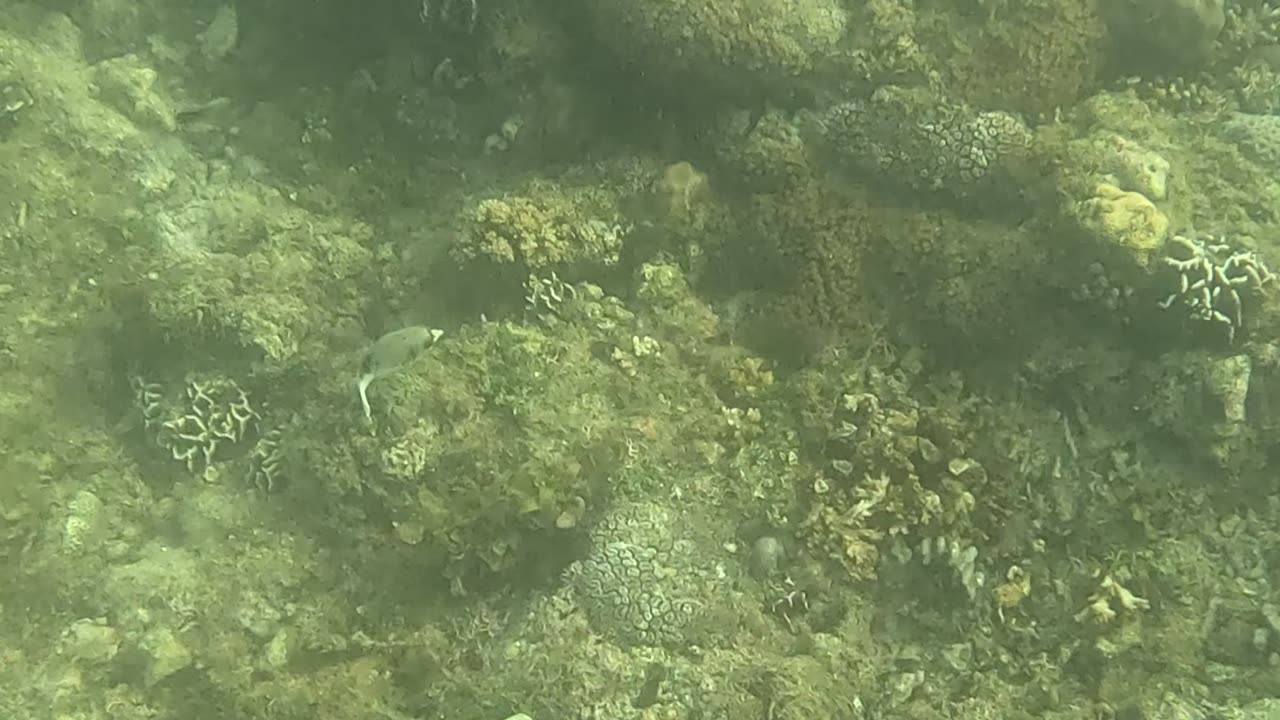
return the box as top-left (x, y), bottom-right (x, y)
top-left (581, 0), bottom-right (847, 101)
top-left (812, 85), bottom-right (1033, 197)
top-left (567, 500), bottom-right (718, 647)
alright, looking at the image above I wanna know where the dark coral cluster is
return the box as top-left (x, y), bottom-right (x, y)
top-left (813, 85), bottom-right (1032, 197)
top-left (580, 0), bottom-right (847, 103)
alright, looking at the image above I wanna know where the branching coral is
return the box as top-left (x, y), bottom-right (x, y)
top-left (134, 375), bottom-right (259, 479)
top-left (1157, 233), bottom-right (1274, 343)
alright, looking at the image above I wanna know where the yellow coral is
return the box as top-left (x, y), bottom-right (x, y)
top-left (993, 565), bottom-right (1031, 612)
top-left (655, 160), bottom-right (710, 219)
top-left (1080, 182), bottom-right (1169, 268)
top-left (461, 197), bottom-right (565, 268)
top-left (728, 356), bottom-right (775, 397)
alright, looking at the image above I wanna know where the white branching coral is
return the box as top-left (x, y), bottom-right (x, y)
top-left (1157, 233), bottom-right (1274, 343)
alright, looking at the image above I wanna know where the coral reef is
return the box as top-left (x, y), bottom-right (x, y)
top-left (14, 1), bottom-right (1280, 719)
top-left (290, 264), bottom-right (768, 585)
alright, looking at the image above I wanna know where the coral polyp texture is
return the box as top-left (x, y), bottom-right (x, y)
top-left (567, 501), bottom-right (713, 647)
top-left (810, 85), bottom-right (1034, 198)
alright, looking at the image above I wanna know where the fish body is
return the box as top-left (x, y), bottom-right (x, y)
top-left (358, 326), bottom-right (443, 419)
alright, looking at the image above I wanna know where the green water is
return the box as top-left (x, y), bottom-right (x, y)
top-left (1, 1), bottom-right (1278, 719)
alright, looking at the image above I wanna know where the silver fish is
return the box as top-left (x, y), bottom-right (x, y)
top-left (358, 326), bottom-right (443, 420)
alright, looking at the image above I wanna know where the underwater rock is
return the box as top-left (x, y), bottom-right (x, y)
top-left (1104, 0), bottom-right (1225, 68)
top-left (1208, 354), bottom-right (1252, 433)
top-left (1091, 132), bottom-right (1171, 201)
top-left (198, 4), bottom-right (238, 67)
top-left (92, 54), bottom-right (177, 131)
top-left (1223, 112), bottom-right (1280, 171)
top-left (60, 618), bottom-right (120, 664)
top-left (141, 626), bottom-right (193, 687)
top-left (61, 490), bottom-right (106, 553)
top-left (749, 535), bottom-right (787, 579)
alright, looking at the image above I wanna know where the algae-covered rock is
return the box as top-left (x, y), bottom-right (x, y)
top-left (295, 274), bottom-right (732, 579)
top-left (1223, 112), bottom-right (1280, 171)
top-left (1104, 0), bottom-right (1225, 68)
top-left (923, 0), bottom-right (1108, 115)
top-left (61, 490), bottom-right (107, 554)
top-left (137, 210), bottom-right (375, 368)
top-left (1141, 350), bottom-right (1264, 472)
top-left (1091, 132), bottom-right (1172, 201)
top-left (709, 108), bottom-right (812, 193)
top-left (140, 626), bottom-right (193, 687)
top-left (291, 263), bottom-right (787, 589)
top-left (92, 54), bottom-right (177, 131)
top-left (766, 655), bottom-right (866, 720)
top-left (60, 618), bottom-right (120, 664)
